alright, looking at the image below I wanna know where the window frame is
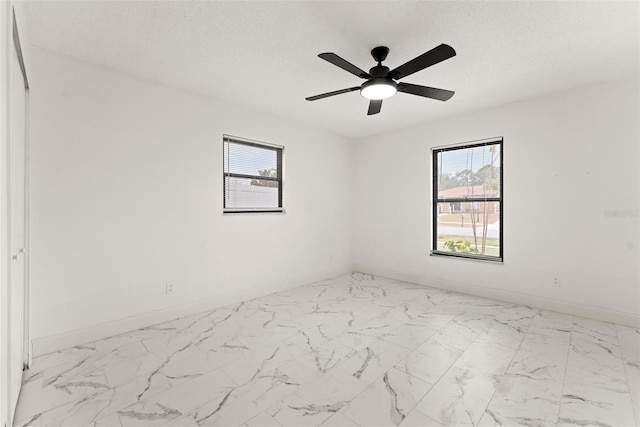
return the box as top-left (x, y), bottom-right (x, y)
top-left (223, 135), bottom-right (284, 214)
top-left (431, 138), bottom-right (503, 262)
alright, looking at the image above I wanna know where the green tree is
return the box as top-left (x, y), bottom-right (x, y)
top-left (476, 164), bottom-right (500, 191)
top-left (251, 168), bottom-right (278, 188)
top-left (480, 147), bottom-right (499, 253)
top-left (453, 169), bottom-right (481, 187)
top-left (438, 173), bottom-right (457, 190)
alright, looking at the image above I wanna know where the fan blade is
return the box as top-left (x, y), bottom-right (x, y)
top-left (397, 82), bottom-right (454, 101)
top-left (319, 53), bottom-right (371, 79)
top-left (306, 86), bottom-right (360, 101)
top-left (389, 44), bottom-right (456, 80)
top-left (367, 99), bottom-right (382, 115)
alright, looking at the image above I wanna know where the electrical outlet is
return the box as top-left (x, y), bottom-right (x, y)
top-left (552, 276), bottom-right (561, 287)
top-left (165, 282), bottom-right (175, 294)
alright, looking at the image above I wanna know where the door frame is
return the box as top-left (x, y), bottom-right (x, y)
top-left (12, 7), bottom-right (30, 371)
top-left (1, 5), bottom-right (30, 426)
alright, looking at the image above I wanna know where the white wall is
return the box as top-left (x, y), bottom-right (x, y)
top-left (29, 47), bottom-right (353, 346)
top-left (353, 76), bottom-right (640, 325)
top-left (27, 44), bottom-right (640, 352)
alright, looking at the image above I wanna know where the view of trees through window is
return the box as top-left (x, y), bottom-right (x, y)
top-left (250, 168), bottom-right (279, 188)
top-left (223, 136), bottom-right (283, 212)
top-left (433, 140), bottom-right (502, 260)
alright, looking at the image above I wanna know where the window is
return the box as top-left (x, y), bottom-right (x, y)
top-left (432, 138), bottom-right (503, 261)
top-left (223, 135), bottom-right (283, 213)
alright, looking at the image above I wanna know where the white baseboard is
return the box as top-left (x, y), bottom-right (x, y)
top-left (31, 264), bottom-right (354, 357)
top-left (32, 263), bottom-right (638, 357)
top-left (354, 264), bottom-right (640, 328)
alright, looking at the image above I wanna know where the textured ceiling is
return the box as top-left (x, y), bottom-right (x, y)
top-left (23, 1), bottom-right (640, 139)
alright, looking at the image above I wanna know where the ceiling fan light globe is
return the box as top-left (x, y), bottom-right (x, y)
top-left (360, 79), bottom-right (397, 100)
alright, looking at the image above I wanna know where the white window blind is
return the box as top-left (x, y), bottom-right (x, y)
top-left (223, 136), bottom-right (283, 212)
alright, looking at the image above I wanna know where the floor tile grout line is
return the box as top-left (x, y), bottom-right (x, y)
top-left (334, 347), bottom-right (429, 426)
top-left (411, 407), bottom-right (446, 427)
top-left (13, 383), bottom-right (110, 427)
top-left (27, 345), bottom-right (97, 378)
top-left (391, 314), bottom-right (463, 385)
top-left (33, 337), bottom-right (236, 426)
top-left (615, 323), bottom-right (640, 427)
top-left (14, 358), bottom-right (118, 425)
top-left (473, 306), bottom-right (536, 426)
top-left (28, 336), bottom-right (156, 389)
top-left (272, 280), bottom-right (461, 425)
top-left (555, 315), bottom-right (576, 425)
top-left (406, 309), bottom-right (496, 425)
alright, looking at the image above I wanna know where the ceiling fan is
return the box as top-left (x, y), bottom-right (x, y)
top-left (306, 44), bottom-right (456, 115)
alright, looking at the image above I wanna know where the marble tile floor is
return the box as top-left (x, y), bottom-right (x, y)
top-left (13, 273), bottom-right (640, 427)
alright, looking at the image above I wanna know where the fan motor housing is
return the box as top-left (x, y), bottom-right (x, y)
top-left (369, 65), bottom-right (390, 78)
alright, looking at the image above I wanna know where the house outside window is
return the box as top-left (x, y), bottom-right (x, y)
top-left (432, 138), bottom-right (503, 261)
top-left (223, 135), bottom-right (284, 213)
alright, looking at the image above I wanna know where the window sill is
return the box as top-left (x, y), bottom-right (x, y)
top-left (223, 209), bottom-right (286, 215)
top-left (430, 250), bottom-right (503, 263)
